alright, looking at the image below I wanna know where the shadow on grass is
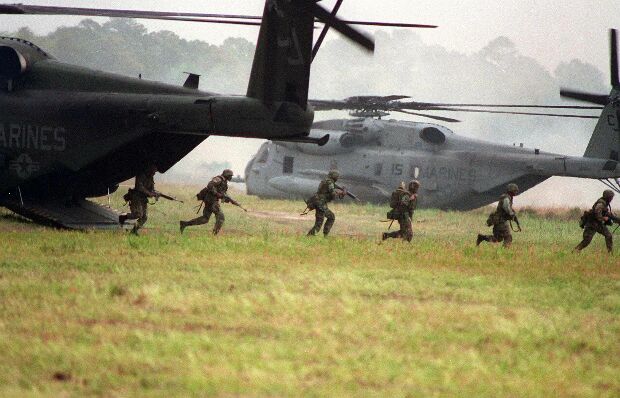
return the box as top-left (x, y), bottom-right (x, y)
top-left (0, 212), bottom-right (33, 226)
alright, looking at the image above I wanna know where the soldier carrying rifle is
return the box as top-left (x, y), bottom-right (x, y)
top-left (305, 170), bottom-right (358, 237)
top-left (180, 169), bottom-right (245, 235)
top-left (574, 189), bottom-right (620, 254)
top-left (119, 163), bottom-right (159, 235)
top-left (383, 180), bottom-right (420, 242)
top-left (477, 183), bottom-right (521, 248)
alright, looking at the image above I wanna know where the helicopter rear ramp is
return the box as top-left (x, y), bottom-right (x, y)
top-left (0, 198), bottom-right (126, 230)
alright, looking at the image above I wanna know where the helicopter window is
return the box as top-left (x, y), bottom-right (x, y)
top-left (257, 147), bottom-right (269, 163)
top-left (283, 156), bottom-right (294, 174)
top-left (420, 127), bottom-right (446, 145)
top-left (374, 163), bottom-right (383, 176)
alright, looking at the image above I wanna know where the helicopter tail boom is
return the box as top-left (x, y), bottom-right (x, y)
top-left (246, 1), bottom-right (373, 110)
top-left (582, 87), bottom-right (620, 162)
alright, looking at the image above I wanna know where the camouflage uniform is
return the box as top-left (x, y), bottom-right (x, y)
top-left (477, 183), bottom-right (519, 248)
top-left (383, 180), bottom-right (420, 242)
top-left (120, 164), bottom-right (158, 234)
top-left (575, 190), bottom-right (618, 253)
top-left (307, 171), bottom-right (344, 236)
top-left (180, 169), bottom-right (233, 235)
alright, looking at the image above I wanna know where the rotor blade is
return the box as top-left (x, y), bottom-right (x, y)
top-left (312, 0), bottom-right (344, 62)
top-left (0, 4), bottom-right (435, 31)
top-left (378, 95), bottom-right (411, 102)
top-left (611, 29), bottom-right (619, 87)
top-left (0, 4), bottom-right (262, 20)
top-left (419, 106), bottom-right (600, 119)
top-left (145, 17), bottom-right (261, 26)
top-left (308, 99), bottom-right (349, 111)
top-left (339, 20), bottom-right (437, 29)
top-left (560, 89), bottom-right (609, 105)
top-left (393, 109), bottom-right (461, 123)
top-left (399, 102), bottom-right (603, 110)
top-left (312, 3), bottom-right (374, 52)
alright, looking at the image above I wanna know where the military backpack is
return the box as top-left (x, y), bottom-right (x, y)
top-left (390, 190), bottom-right (405, 209)
top-left (196, 187), bottom-right (209, 201)
top-left (305, 195), bottom-right (318, 211)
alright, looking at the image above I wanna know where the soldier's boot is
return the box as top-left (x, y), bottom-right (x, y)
top-left (574, 230), bottom-right (594, 252)
top-left (605, 236), bottom-right (613, 253)
top-left (212, 222), bottom-right (223, 235)
top-left (308, 218), bottom-right (324, 236)
top-left (119, 214), bottom-right (127, 226)
top-left (180, 221), bottom-right (186, 234)
top-left (382, 232), bottom-right (389, 241)
top-left (323, 211), bottom-right (335, 237)
top-left (130, 226), bottom-right (140, 236)
top-left (384, 231), bottom-right (401, 240)
top-left (213, 213), bottom-right (225, 235)
top-left (476, 234), bottom-right (488, 246)
top-left (323, 221), bottom-right (335, 237)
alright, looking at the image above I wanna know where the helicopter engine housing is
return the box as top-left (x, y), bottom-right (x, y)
top-left (0, 46), bottom-right (29, 80)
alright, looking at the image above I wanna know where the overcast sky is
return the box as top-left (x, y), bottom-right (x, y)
top-left (1, 0), bottom-right (618, 76)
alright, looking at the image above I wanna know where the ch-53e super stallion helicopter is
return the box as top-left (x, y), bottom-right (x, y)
top-left (244, 30), bottom-right (620, 210)
top-left (0, 1), bottom-right (435, 229)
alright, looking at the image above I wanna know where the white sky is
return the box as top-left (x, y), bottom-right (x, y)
top-left (1, 0), bottom-right (618, 76)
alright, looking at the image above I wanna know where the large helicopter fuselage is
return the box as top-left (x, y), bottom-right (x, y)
top-left (245, 118), bottom-right (620, 210)
top-left (0, 37), bottom-right (313, 199)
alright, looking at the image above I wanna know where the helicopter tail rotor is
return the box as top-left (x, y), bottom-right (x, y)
top-left (558, 29), bottom-right (620, 161)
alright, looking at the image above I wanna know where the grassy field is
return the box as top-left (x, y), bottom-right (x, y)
top-left (0, 184), bottom-right (619, 397)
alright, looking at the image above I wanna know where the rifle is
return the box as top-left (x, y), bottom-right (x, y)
top-left (223, 194), bottom-right (248, 212)
top-left (154, 191), bottom-right (184, 204)
top-left (334, 184), bottom-right (361, 202)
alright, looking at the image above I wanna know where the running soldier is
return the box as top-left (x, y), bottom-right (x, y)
top-left (477, 183), bottom-right (520, 248)
top-left (383, 180), bottom-right (420, 242)
top-left (574, 189), bottom-right (619, 253)
top-left (306, 170), bottom-right (346, 236)
top-left (119, 163), bottom-right (159, 235)
top-left (180, 169), bottom-right (234, 235)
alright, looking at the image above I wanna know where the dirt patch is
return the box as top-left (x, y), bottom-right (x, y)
top-left (249, 211), bottom-right (308, 222)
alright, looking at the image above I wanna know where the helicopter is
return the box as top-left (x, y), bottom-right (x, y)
top-left (0, 1), bottom-right (435, 229)
top-left (244, 30), bottom-right (620, 210)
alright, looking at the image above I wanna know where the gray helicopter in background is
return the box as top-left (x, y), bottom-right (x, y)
top-left (244, 31), bottom-right (620, 210)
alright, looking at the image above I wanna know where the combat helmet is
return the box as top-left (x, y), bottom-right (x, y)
top-left (507, 183), bottom-right (519, 195)
top-left (408, 179), bottom-right (420, 193)
top-left (327, 170), bottom-right (339, 181)
top-left (603, 189), bottom-right (615, 201)
top-left (222, 169), bottom-right (234, 180)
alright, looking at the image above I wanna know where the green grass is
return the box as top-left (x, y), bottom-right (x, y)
top-left (0, 184), bottom-right (618, 397)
